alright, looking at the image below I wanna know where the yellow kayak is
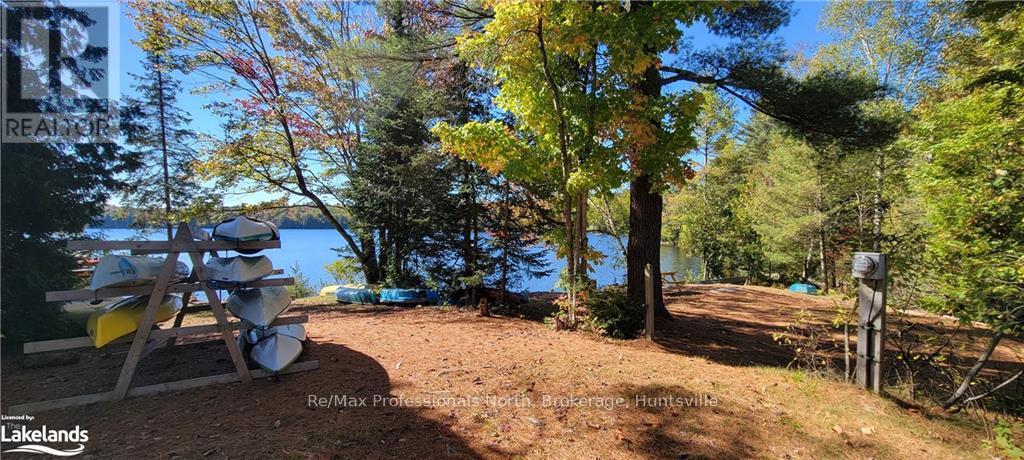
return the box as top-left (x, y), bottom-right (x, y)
top-left (86, 295), bottom-right (183, 348)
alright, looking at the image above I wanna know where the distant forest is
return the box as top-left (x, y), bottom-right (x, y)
top-left (93, 207), bottom-right (337, 229)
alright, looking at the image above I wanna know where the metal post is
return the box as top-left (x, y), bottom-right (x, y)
top-left (644, 263), bottom-right (654, 341)
top-left (853, 252), bottom-right (888, 393)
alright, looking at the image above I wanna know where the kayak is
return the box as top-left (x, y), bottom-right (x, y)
top-left (204, 255), bottom-right (273, 283)
top-left (379, 288), bottom-right (439, 305)
top-left (250, 333), bottom-right (303, 372)
top-left (226, 286), bottom-right (291, 326)
top-left (212, 216), bottom-right (279, 242)
top-left (335, 284), bottom-right (379, 304)
top-left (212, 216), bottom-right (279, 255)
top-left (90, 255), bottom-right (189, 290)
top-left (246, 324), bottom-right (306, 343)
top-left (86, 295), bottom-right (183, 348)
top-left (788, 283), bottom-right (818, 295)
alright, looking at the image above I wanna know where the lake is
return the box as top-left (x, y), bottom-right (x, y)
top-left (85, 228), bottom-right (701, 292)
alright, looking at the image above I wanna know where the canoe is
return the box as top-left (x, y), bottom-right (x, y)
top-left (335, 284), bottom-right (379, 304)
top-left (246, 324), bottom-right (306, 344)
top-left (788, 283), bottom-right (818, 295)
top-left (319, 285), bottom-right (341, 296)
top-left (212, 216), bottom-right (279, 255)
top-left (90, 255), bottom-right (189, 290)
top-left (379, 288), bottom-right (439, 305)
top-left (86, 295), bottom-right (183, 348)
top-left (204, 255), bottom-right (273, 284)
top-left (250, 333), bottom-right (303, 372)
top-left (226, 286), bottom-right (291, 326)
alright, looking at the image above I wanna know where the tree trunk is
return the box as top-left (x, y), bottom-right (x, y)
top-left (628, 174), bottom-right (670, 318)
top-left (872, 149), bottom-right (885, 251)
top-left (818, 229), bottom-right (829, 294)
top-left (943, 331), bottom-right (1004, 409)
top-left (626, 2), bottom-right (669, 319)
top-left (155, 57), bottom-right (172, 241)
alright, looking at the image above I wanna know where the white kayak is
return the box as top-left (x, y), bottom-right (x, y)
top-left (246, 324), bottom-right (306, 344)
top-left (204, 255), bottom-right (273, 283)
top-left (212, 216), bottom-right (279, 254)
top-left (250, 333), bottom-right (303, 372)
top-left (90, 256), bottom-right (189, 290)
top-left (226, 286), bottom-right (291, 326)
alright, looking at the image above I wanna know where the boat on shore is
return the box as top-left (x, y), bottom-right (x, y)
top-left (335, 284), bottom-right (380, 304)
top-left (86, 295), bottom-right (183, 348)
top-left (90, 256), bottom-right (189, 290)
top-left (226, 286), bottom-right (291, 326)
top-left (788, 283), bottom-right (818, 295)
top-left (379, 288), bottom-right (439, 306)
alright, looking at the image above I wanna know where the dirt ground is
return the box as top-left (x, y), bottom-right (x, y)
top-left (2, 285), bottom-right (1021, 459)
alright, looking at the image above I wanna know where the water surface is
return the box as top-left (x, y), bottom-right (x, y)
top-left (85, 228), bottom-right (700, 292)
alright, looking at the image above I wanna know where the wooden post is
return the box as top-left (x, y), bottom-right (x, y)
top-left (111, 223), bottom-right (191, 399)
top-left (644, 263), bottom-right (654, 341)
top-left (479, 297), bottom-right (490, 317)
top-left (188, 250), bottom-right (252, 383)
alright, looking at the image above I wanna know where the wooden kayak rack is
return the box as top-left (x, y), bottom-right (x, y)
top-left (10, 223), bottom-right (318, 414)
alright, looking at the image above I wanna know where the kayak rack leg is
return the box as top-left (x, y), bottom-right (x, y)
top-left (111, 223), bottom-right (191, 400)
top-left (189, 250), bottom-right (252, 382)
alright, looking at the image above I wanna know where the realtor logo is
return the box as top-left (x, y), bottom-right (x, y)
top-left (1, 415), bottom-right (88, 456)
top-left (1, 1), bottom-right (119, 143)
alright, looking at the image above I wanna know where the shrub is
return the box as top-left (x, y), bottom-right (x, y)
top-left (586, 286), bottom-right (645, 339)
top-left (287, 263), bottom-right (317, 298)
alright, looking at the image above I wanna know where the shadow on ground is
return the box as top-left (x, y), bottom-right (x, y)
top-left (1, 339), bottom-right (479, 459)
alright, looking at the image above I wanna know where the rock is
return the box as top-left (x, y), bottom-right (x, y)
top-left (524, 416), bottom-right (544, 427)
top-left (860, 426), bottom-right (876, 436)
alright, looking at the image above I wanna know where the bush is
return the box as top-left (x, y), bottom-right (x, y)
top-left (286, 263), bottom-right (317, 298)
top-left (586, 286), bottom-right (645, 339)
top-left (324, 258), bottom-right (362, 284)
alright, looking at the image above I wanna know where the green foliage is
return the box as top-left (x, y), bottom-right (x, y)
top-left (286, 263), bottom-right (317, 299)
top-left (1, 141), bottom-right (137, 342)
top-left (120, 2), bottom-right (210, 232)
top-left (907, 3), bottom-right (1024, 336)
top-left (324, 258), bottom-right (362, 285)
top-left (584, 286), bottom-right (645, 339)
top-left (987, 419), bottom-right (1024, 459)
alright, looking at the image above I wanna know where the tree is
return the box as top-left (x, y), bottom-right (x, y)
top-left (819, 0), bottom-right (960, 249)
top-left (1, 4), bottom-right (138, 342)
top-left (439, 1), bottom-right (891, 320)
top-left (122, 1), bottom-right (204, 237)
top-left (906, 2), bottom-right (1023, 409)
top-left (159, 0), bottom-right (385, 281)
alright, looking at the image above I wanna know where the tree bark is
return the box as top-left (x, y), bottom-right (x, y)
top-left (155, 57), bottom-right (172, 241)
top-left (628, 174), bottom-right (670, 318)
top-left (626, 0), bottom-right (669, 319)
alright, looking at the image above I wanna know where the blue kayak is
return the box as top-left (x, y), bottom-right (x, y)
top-left (335, 284), bottom-right (379, 304)
top-left (379, 288), bottom-right (439, 305)
top-left (788, 283), bottom-right (818, 295)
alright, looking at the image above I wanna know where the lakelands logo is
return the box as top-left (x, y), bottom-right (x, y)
top-left (1, 0), bottom-right (120, 143)
top-left (1, 415), bottom-right (88, 456)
